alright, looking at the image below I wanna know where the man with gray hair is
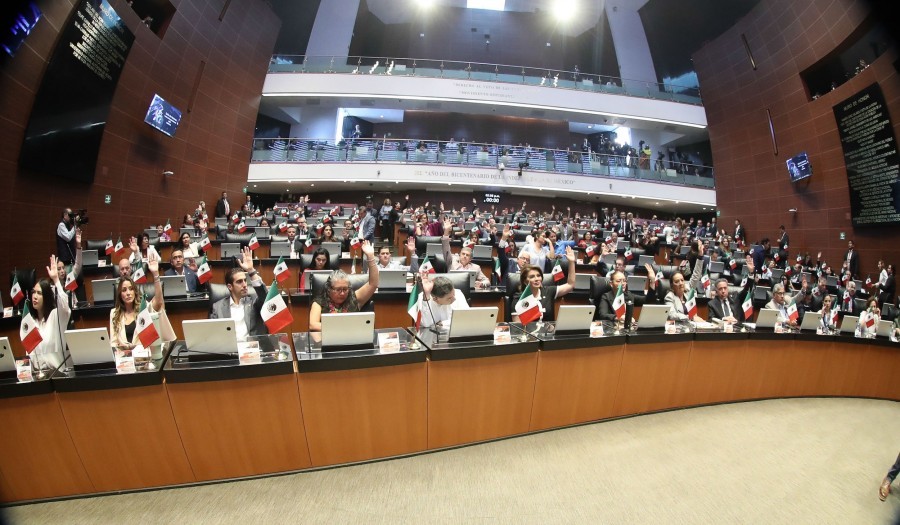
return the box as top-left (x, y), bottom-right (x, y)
top-left (708, 278), bottom-right (747, 325)
top-left (416, 275), bottom-right (469, 328)
top-left (765, 282), bottom-right (805, 327)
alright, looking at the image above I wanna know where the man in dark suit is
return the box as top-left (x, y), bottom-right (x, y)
top-left (844, 240), bottom-right (860, 279)
top-left (837, 280), bottom-right (862, 316)
top-left (734, 219), bottom-right (745, 245)
top-left (708, 278), bottom-right (751, 325)
top-left (215, 191), bottom-right (231, 218)
top-left (751, 238), bottom-right (770, 276)
top-left (596, 268), bottom-right (658, 328)
top-left (210, 247), bottom-right (268, 340)
top-left (614, 211), bottom-right (632, 238)
top-left (165, 249), bottom-right (200, 293)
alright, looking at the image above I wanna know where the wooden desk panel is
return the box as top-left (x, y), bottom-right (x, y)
top-left (428, 352), bottom-right (538, 449)
top-left (812, 339), bottom-right (862, 397)
top-left (57, 385), bottom-right (195, 492)
top-left (612, 341), bottom-right (692, 416)
top-left (530, 344), bottom-right (625, 431)
top-left (0, 394), bottom-right (94, 502)
top-left (297, 363), bottom-right (427, 466)
top-left (851, 343), bottom-right (900, 400)
top-left (752, 340), bottom-right (799, 399)
top-left (679, 339), bottom-right (752, 407)
top-left (165, 374), bottom-right (311, 481)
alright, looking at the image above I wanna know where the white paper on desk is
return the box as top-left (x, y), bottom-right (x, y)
top-left (3, 307), bottom-right (13, 318)
top-left (15, 360), bottom-right (33, 383)
top-left (493, 326), bottom-right (511, 344)
top-left (378, 332), bottom-right (401, 353)
top-left (237, 341), bottom-right (262, 365)
top-left (98, 259), bottom-right (107, 267)
top-left (590, 322), bottom-right (604, 338)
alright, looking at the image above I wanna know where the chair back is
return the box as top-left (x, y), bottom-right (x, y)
top-left (10, 268), bottom-right (37, 298)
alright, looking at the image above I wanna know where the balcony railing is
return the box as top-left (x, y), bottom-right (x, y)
top-left (268, 55), bottom-right (703, 106)
top-left (250, 138), bottom-right (715, 189)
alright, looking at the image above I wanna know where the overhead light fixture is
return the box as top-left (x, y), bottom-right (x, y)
top-left (467, 0), bottom-right (505, 10)
top-left (552, 0), bottom-right (576, 21)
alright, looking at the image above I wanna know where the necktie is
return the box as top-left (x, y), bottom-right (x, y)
top-left (224, 200), bottom-right (229, 215)
top-left (723, 300), bottom-right (731, 318)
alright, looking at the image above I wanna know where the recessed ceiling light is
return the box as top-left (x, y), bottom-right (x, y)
top-left (587, 125), bottom-right (593, 129)
top-left (253, 184), bottom-right (257, 187)
top-left (380, 115), bottom-right (384, 118)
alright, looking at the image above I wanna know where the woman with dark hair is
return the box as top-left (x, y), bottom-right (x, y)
top-left (26, 255), bottom-right (70, 369)
top-left (319, 224), bottom-right (339, 243)
top-left (109, 252), bottom-right (175, 356)
top-left (511, 246), bottom-right (576, 323)
top-left (308, 247), bottom-right (332, 271)
top-left (179, 232), bottom-right (201, 259)
top-left (129, 232), bottom-right (160, 264)
top-left (309, 241), bottom-right (378, 331)
top-left (665, 240), bottom-right (706, 322)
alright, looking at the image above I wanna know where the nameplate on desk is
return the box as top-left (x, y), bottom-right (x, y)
top-left (98, 259), bottom-right (107, 267)
top-left (493, 326), bottom-right (511, 344)
top-left (237, 341), bottom-right (261, 365)
top-left (115, 354), bottom-right (136, 374)
top-left (724, 323), bottom-right (734, 333)
top-left (590, 322), bottom-right (604, 338)
top-left (664, 321), bottom-right (677, 334)
top-left (3, 307), bottom-right (13, 318)
top-left (377, 332), bottom-right (401, 353)
top-left (16, 360), bottom-right (33, 383)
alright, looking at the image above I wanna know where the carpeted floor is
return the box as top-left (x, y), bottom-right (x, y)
top-left (6, 397), bottom-right (900, 524)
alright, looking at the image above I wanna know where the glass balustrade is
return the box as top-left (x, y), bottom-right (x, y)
top-left (267, 55), bottom-right (702, 105)
top-left (250, 138), bottom-right (715, 189)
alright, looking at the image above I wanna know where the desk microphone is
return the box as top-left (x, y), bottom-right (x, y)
top-left (418, 274), bottom-right (442, 335)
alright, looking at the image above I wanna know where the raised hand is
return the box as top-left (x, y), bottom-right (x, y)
top-left (75, 228), bottom-right (82, 245)
top-left (421, 276), bottom-right (434, 296)
top-left (47, 255), bottom-right (60, 283)
top-left (406, 236), bottom-right (415, 253)
top-left (129, 236), bottom-right (138, 253)
top-left (147, 252), bottom-right (159, 276)
top-left (645, 263), bottom-right (656, 282)
top-left (360, 240), bottom-right (375, 258)
top-left (237, 246), bottom-right (254, 272)
top-left (565, 246), bottom-right (576, 262)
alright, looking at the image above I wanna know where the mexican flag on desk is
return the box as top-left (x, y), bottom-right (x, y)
top-left (64, 267), bottom-right (78, 292)
top-left (132, 263), bottom-right (148, 285)
top-left (700, 268), bottom-right (711, 293)
top-left (729, 258), bottom-right (738, 271)
top-left (463, 238), bottom-right (474, 249)
top-left (304, 236), bottom-right (314, 253)
top-left (407, 280), bottom-right (422, 329)
top-left (612, 284), bottom-right (626, 319)
top-left (236, 220), bottom-right (247, 233)
top-left (10, 275), bottom-right (24, 306)
top-left (786, 301), bottom-right (799, 323)
top-left (685, 288), bottom-right (697, 320)
top-left (493, 257), bottom-right (501, 279)
top-left (105, 238), bottom-right (114, 256)
top-left (550, 259), bottom-right (565, 282)
top-left (278, 221), bottom-right (288, 233)
top-left (19, 302), bottom-right (42, 353)
top-left (585, 243), bottom-right (596, 258)
top-left (196, 256), bottom-right (213, 284)
top-left (742, 289), bottom-right (754, 319)
top-left (350, 236), bottom-right (362, 249)
top-left (232, 213), bottom-right (240, 224)
top-left (136, 295), bottom-right (159, 348)
top-left (113, 237), bottom-right (127, 259)
top-left (261, 281), bottom-right (293, 334)
top-left (624, 248), bottom-right (633, 262)
top-left (248, 235), bottom-right (260, 251)
top-left (274, 256), bottom-right (291, 283)
top-left (163, 219), bottom-right (172, 236)
top-left (420, 256), bottom-right (435, 274)
top-left (515, 288), bottom-right (542, 324)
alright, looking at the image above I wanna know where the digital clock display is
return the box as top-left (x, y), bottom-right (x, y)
top-left (483, 192), bottom-right (501, 204)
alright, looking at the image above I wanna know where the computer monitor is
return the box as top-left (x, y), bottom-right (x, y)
top-left (448, 307), bottom-right (498, 342)
top-left (321, 312), bottom-right (375, 351)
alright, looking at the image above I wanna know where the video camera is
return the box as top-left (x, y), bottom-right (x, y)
top-left (73, 209), bottom-right (89, 226)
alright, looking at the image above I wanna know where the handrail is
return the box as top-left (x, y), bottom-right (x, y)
top-left (267, 55), bottom-right (703, 106)
top-left (250, 137), bottom-right (715, 190)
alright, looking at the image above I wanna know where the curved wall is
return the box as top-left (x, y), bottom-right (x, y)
top-left (0, 0), bottom-right (280, 279)
top-left (695, 0), bottom-right (900, 272)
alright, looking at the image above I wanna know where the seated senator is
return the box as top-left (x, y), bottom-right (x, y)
top-left (417, 275), bottom-right (470, 328)
top-left (210, 247), bottom-right (268, 341)
top-left (309, 240), bottom-right (378, 331)
top-left (110, 252), bottom-right (176, 352)
top-left (511, 246), bottom-right (577, 323)
top-left (597, 265), bottom-right (659, 326)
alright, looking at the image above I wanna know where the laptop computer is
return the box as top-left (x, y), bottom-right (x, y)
top-left (638, 255), bottom-right (655, 267)
top-left (320, 242), bottom-right (341, 255)
top-left (66, 328), bottom-right (114, 369)
top-left (464, 221), bottom-right (476, 231)
top-left (220, 243), bottom-right (242, 260)
top-left (616, 240), bottom-right (631, 251)
top-left (450, 269), bottom-right (478, 289)
top-left (627, 275), bottom-right (647, 293)
top-left (601, 253), bottom-right (616, 266)
top-left (574, 273), bottom-right (592, 291)
top-left (709, 260), bottom-right (724, 273)
top-left (826, 276), bottom-right (838, 287)
top-left (379, 270), bottom-right (407, 290)
top-left (426, 243), bottom-right (444, 257)
top-left (214, 217), bottom-right (228, 227)
top-left (321, 312), bottom-right (375, 351)
top-left (876, 319), bottom-right (894, 338)
top-left (0, 337), bottom-right (15, 375)
top-left (554, 305), bottom-right (595, 334)
top-left (270, 242), bottom-right (292, 258)
top-left (637, 304), bottom-right (670, 329)
top-left (160, 275), bottom-right (187, 299)
top-left (254, 227), bottom-right (271, 240)
top-left (243, 217), bottom-right (259, 227)
top-left (183, 318), bottom-right (239, 354)
top-left (754, 286), bottom-right (771, 301)
top-left (144, 228), bottom-right (158, 240)
top-left (180, 227), bottom-right (198, 238)
top-left (448, 306), bottom-right (498, 342)
top-left (799, 311), bottom-right (822, 331)
top-left (472, 244), bottom-right (493, 259)
top-left (81, 249), bottom-right (99, 267)
top-left (771, 268), bottom-right (784, 281)
top-left (678, 246), bottom-right (690, 255)
top-left (92, 278), bottom-right (118, 304)
top-left (839, 315), bottom-right (859, 334)
top-left (754, 308), bottom-right (780, 328)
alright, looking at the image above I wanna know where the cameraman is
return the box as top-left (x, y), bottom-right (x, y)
top-left (56, 208), bottom-right (82, 265)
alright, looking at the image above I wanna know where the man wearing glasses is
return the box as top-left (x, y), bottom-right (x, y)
top-left (765, 282), bottom-right (805, 328)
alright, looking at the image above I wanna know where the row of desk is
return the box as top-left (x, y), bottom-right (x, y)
top-left (1, 322), bottom-right (898, 503)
